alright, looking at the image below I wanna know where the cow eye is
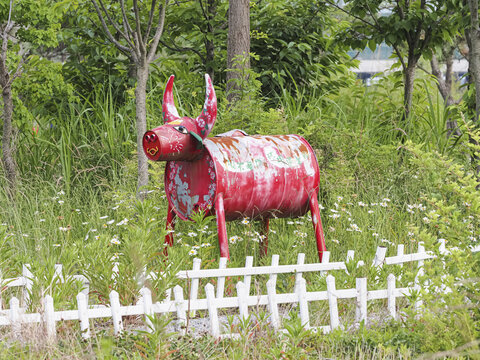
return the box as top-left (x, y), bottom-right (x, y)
top-left (174, 125), bottom-right (188, 134)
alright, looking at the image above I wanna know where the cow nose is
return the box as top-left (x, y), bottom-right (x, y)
top-left (146, 133), bottom-right (157, 143)
top-left (143, 130), bottom-right (162, 160)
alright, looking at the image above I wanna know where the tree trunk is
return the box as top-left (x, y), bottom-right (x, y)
top-left (403, 61), bottom-right (416, 124)
top-left (468, 0), bottom-right (480, 123)
top-left (1, 85), bottom-right (16, 195)
top-left (135, 64), bottom-right (149, 197)
top-left (431, 50), bottom-right (461, 137)
top-left (226, 0), bottom-right (250, 103)
top-left (205, 0), bottom-right (216, 81)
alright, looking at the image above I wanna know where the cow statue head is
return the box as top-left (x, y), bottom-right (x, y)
top-left (143, 74), bottom-right (217, 161)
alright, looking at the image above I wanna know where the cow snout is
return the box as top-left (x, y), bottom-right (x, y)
top-left (143, 130), bottom-right (162, 161)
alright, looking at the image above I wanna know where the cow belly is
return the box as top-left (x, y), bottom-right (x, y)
top-left (204, 135), bottom-right (320, 221)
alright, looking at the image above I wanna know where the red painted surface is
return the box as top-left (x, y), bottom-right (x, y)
top-left (143, 75), bottom-right (327, 262)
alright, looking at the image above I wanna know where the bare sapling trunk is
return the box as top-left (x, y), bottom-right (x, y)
top-left (1, 0), bottom-right (17, 197)
top-left (1, 85), bottom-right (16, 194)
top-left (403, 62), bottom-right (416, 126)
top-left (91, 0), bottom-right (167, 200)
top-left (226, 0), bottom-right (250, 103)
top-left (136, 64), bottom-right (149, 197)
top-left (431, 50), bottom-right (462, 137)
top-left (468, 0), bottom-right (480, 123)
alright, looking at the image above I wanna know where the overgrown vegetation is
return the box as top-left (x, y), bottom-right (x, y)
top-left (1, 0), bottom-right (480, 358)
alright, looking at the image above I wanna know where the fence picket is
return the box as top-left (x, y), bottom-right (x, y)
top-left (266, 278), bottom-right (280, 330)
top-left (173, 285), bottom-right (187, 334)
top-left (140, 287), bottom-right (154, 332)
top-left (294, 253), bottom-right (305, 294)
top-left (22, 265), bottom-right (33, 306)
top-left (347, 250), bottom-right (355, 262)
top-left (76, 292), bottom-right (90, 339)
top-left (189, 258), bottom-right (202, 317)
top-left (109, 291), bottom-right (123, 335)
top-left (373, 246), bottom-right (387, 267)
top-left (236, 281), bottom-right (248, 321)
top-left (269, 255), bottom-right (280, 284)
top-left (326, 275), bottom-right (339, 330)
top-left (44, 295), bottom-right (56, 341)
top-left (387, 274), bottom-right (396, 320)
top-left (415, 243), bottom-right (425, 312)
top-left (9, 297), bottom-right (20, 335)
top-left (243, 256), bottom-right (253, 298)
top-left (205, 283), bottom-right (220, 338)
top-left (321, 251), bottom-right (330, 276)
top-left (216, 258), bottom-right (228, 299)
top-left (355, 278), bottom-right (367, 326)
top-left (296, 277), bottom-right (309, 329)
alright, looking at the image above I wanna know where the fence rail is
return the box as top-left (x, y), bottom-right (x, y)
top-left (0, 241), bottom-right (478, 340)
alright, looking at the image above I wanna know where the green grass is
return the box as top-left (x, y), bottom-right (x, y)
top-left (0, 73), bottom-right (479, 358)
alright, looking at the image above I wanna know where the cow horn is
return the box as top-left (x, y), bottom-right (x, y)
top-left (196, 74), bottom-right (217, 138)
top-left (162, 75), bottom-right (180, 123)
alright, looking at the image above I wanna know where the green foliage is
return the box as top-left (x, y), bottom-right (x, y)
top-left (251, 0), bottom-right (355, 97)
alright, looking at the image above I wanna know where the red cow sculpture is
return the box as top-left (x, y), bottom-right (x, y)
top-left (143, 75), bottom-right (327, 261)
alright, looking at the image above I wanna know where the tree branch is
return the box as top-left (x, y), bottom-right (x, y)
top-left (470, 0), bottom-right (479, 30)
top-left (159, 39), bottom-right (205, 63)
top-left (133, 0), bottom-right (146, 56)
top-left (392, 43), bottom-right (407, 71)
top-left (90, 0), bottom-right (134, 56)
top-left (430, 54), bottom-right (450, 101)
top-left (147, 0), bottom-right (168, 63)
top-left (324, 0), bottom-right (377, 29)
top-left (144, 0), bottom-right (158, 43)
top-left (119, 0), bottom-right (135, 47)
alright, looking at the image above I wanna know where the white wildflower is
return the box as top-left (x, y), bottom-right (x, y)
top-left (110, 236), bottom-right (120, 245)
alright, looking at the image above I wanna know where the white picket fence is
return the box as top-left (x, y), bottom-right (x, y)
top-left (0, 241), bottom-right (478, 340)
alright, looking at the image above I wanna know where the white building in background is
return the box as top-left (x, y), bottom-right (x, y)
top-left (350, 43), bottom-right (469, 85)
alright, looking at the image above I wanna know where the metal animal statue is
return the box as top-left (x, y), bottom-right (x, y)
top-left (143, 75), bottom-right (327, 261)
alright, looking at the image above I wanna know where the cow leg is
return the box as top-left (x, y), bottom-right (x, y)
top-left (259, 218), bottom-right (270, 257)
top-left (309, 191), bottom-right (326, 262)
top-left (164, 202), bottom-right (176, 256)
top-left (215, 192), bottom-right (230, 259)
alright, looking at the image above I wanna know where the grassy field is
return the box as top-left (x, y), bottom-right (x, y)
top-left (0, 73), bottom-right (479, 359)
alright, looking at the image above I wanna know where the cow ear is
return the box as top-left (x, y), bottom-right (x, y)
top-left (195, 74), bottom-right (217, 138)
top-left (162, 75), bottom-right (180, 123)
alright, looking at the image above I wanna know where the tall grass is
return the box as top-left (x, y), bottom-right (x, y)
top-left (1, 68), bottom-right (478, 358)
